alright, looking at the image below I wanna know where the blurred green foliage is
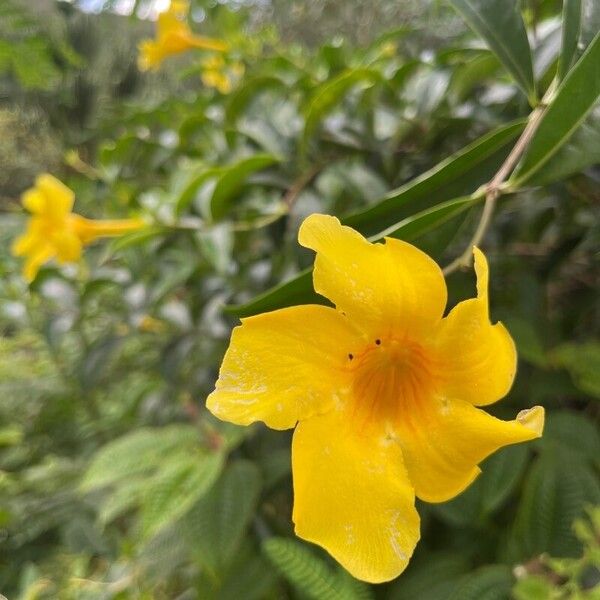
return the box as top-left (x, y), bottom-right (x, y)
top-left (1, 0), bottom-right (599, 598)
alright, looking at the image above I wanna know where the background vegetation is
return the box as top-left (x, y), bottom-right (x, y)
top-left (1, 0), bottom-right (599, 598)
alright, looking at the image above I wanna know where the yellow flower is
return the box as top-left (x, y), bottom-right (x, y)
top-left (200, 55), bottom-right (244, 94)
top-left (207, 214), bottom-right (544, 583)
top-left (138, 0), bottom-right (228, 71)
top-left (12, 174), bottom-right (145, 282)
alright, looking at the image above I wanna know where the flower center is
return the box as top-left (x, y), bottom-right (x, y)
top-left (349, 338), bottom-right (434, 427)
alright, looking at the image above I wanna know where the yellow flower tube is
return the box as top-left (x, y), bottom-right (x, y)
top-left (12, 174), bottom-right (145, 282)
top-left (138, 0), bottom-right (228, 71)
top-left (207, 213), bottom-right (544, 583)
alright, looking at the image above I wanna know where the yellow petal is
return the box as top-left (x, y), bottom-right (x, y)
top-left (433, 247), bottom-right (517, 406)
top-left (21, 189), bottom-right (46, 215)
top-left (292, 406), bottom-right (420, 583)
top-left (298, 214), bottom-right (447, 337)
top-left (23, 245), bottom-right (55, 282)
top-left (35, 174), bottom-right (75, 219)
top-left (206, 305), bottom-right (360, 430)
top-left (395, 394), bottom-right (544, 503)
top-left (53, 230), bottom-right (82, 263)
top-left (71, 216), bottom-right (144, 244)
top-left (187, 33), bottom-right (229, 53)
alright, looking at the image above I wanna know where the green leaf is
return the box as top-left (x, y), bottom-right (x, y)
top-left (535, 411), bottom-right (600, 464)
top-left (513, 31), bottom-right (600, 184)
top-left (524, 105), bottom-right (600, 184)
top-left (512, 575), bottom-right (555, 600)
top-left (447, 565), bottom-right (513, 600)
top-left (224, 268), bottom-right (320, 318)
top-left (210, 154), bottom-right (281, 220)
top-left (225, 75), bottom-right (287, 123)
top-left (510, 454), bottom-right (600, 560)
top-left (183, 460), bottom-right (262, 570)
top-left (345, 119), bottom-right (525, 236)
top-left (550, 341), bottom-right (600, 398)
top-left (263, 537), bottom-right (353, 600)
top-left (377, 196), bottom-right (477, 241)
top-left (302, 68), bottom-right (380, 152)
top-left (446, 0), bottom-right (535, 102)
top-left (388, 552), bottom-right (469, 600)
top-left (140, 451), bottom-right (224, 540)
top-left (558, 0), bottom-right (582, 80)
top-left (81, 425), bottom-right (200, 491)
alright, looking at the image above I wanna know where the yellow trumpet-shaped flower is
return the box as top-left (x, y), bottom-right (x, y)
top-left (138, 0), bottom-right (228, 71)
top-left (12, 174), bottom-right (145, 282)
top-left (207, 214), bottom-right (544, 583)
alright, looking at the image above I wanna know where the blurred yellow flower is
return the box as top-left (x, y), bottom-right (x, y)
top-left (12, 174), bottom-right (145, 282)
top-left (138, 0), bottom-right (228, 71)
top-left (207, 214), bottom-right (544, 583)
top-left (201, 54), bottom-right (244, 94)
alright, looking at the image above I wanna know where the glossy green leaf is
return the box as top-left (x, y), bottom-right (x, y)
top-left (446, 0), bottom-right (535, 102)
top-left (225, 75), bottom-right (287, 123)
top-left (558, 0), bottom-right (582, 80)
top-left (513, 31), bottom-right (600, 184)
top-left (526, 105), bottom-right (600, 185)
top-left (210, 154), bottom-right (281, 220)
top-left (345, 119), bottom-right (525, 236)
top-left (302, 68), bottom-right (380, 152)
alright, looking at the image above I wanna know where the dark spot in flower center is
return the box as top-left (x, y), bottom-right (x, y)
top-left (375, 339), bottom-right (381, 345)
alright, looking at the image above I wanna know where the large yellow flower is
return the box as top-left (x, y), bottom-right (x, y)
top-left (12, 174), bottom-right (145, 282)
top-left (207, 214), bottom-right (544, 583)
top-left (138, 0), bottom-right (228, 71)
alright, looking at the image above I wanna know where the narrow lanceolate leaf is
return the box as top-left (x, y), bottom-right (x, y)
top-left (558, 0), bottom-right (582, 80)
top-left (526, 105), bottom-right (600, 185)
top-left (513, 31), bottom-right (600, 184)
top-left (210, 154), bottom-right (280, 220)
top-left (446, 0), bottom-right (535, 102)
top-left (225, 195), bottom-right (478, 317)
top-left (345, 119), bottom-right (524, 237)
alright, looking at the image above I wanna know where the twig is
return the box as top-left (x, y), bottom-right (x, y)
top-left (442, 83), bottom-right (556, 276)
top-left (283, 165), bottom-right (322, 208)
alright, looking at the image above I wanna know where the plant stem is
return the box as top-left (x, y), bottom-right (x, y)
top-left (442, 82), bottom-right (556, 275)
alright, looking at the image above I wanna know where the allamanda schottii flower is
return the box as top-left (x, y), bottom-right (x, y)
top-left (12, 174), bottom-right (144, 281)
top-left (138, 0), bottom-right (228, 71)
top-left (207, 214), bottom-right (544, 583)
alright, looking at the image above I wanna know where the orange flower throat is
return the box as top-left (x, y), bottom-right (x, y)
top-left (349, 338), bottom-right (434, 425)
